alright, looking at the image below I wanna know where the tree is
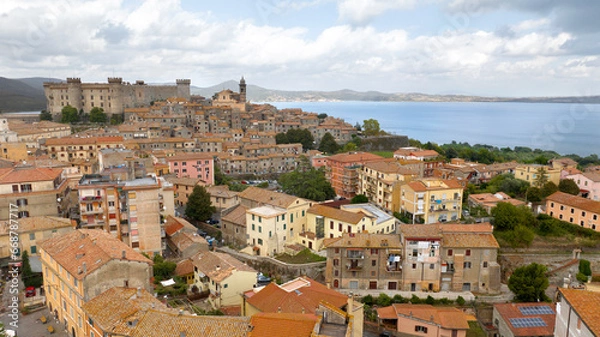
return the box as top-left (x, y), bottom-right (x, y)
top-left (540, 181), bottom-right (558, 199)
top-left (526, 187), bottom-right (542, 202)
top-left (89, 107), bottom-right (108, 123)
top-left (279, 167), bottom-right (335, 201)
top-left (363, 119), bottom-right (381, 136)
top-left (275, 132), bottom-right (288, 144)
top-left (354, 122), bottom-right (362, 131)
top-left (559, 179), bottom-right (580, 195)
top-left (153, 254), bottom-right (177, 281)
top-left (508, 263), bottom-right (550, 302)
top-left (40, 109), bottom-right (53, 121)
top-left (185, 185), bottom-right (216, 222)
top-left (340, 142), bottom-right (357, 152)
top-left (533, 167), bottom-right (549, 187)
top-left (318, 132), bottom-right (339, 154)
top-left (110, 113), bottom-right (124, 125)
top-left (351, 194), bottom-right (369, 204)
top-left (275, 128), bottom-right (315, 151)
top-left (317, 113), bottom-right (328, 119)
top-left (491, 202), bottom-right (536, 231)
top-left (60, 105), bottom-right (79, 124)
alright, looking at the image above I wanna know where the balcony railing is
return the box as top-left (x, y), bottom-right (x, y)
top-left (347, 251), bottom-right (364, 259)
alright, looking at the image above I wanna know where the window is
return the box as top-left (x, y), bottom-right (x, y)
top-left (466, 249), bottom-right (471, 256)
top-left (415, 326), bottom-right (428, 333)
top-left (252, 224), bottom-right (255, 231)
top-left (333, 259), bottom-right (339, 266)
top-left (464, 261), bottom-right (472, 269)
top-left (283, 224), bottom-right (286, 230)
top-left (20, 184), bottom-right (32, 192)
top-left (257, 238), bottom-right (263, 245)
top-left (29, 233), bottom-right (35, 240)
top-left (330, 221), bottom-right (334, 229)
top-left (582, 211), bottom-right (586, 216)
top-left (30, 246), bottom-right (37, 254)
top-left (258, 226), bottom-right (262, 233)
top-left (371, 249), bottom-right (378, 254)
top-left (16, 198), bottom-right (28, 206)
top-left (338, 223), bottom-right (342, 231)
top-left (412, 249), bottom-right (418, 257)
top-left (448, 249), bottom-right (453, 256)
top-left (335, 248), bottom-right (340, 254)
top-left (560, 205), bottom-right (564, 210)
top-left (128, 192), bottom-right (136, 199)
top-left (372, 260), bottom-right (377, 266)
top-left (412, 263), bottom-right (417, 269)
top-left (17, 211), bottom-right (29, 218)
top-left (291, 214), bottom-right (294, 222)
top-left (429, 264), bottom-right (434, 269)
top-left (269, 231), bottom-right (272, 238)
top-left (571, 208), bottom-right (575, 214)
top-left (483, 261), bottom-right (488, 268)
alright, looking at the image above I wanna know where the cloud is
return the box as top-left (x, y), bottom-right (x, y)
top-left (337, 0), bottom-right (416, 25)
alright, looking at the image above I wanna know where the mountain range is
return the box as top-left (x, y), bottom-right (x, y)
top-left (2, 77), bottom-right (600, 113)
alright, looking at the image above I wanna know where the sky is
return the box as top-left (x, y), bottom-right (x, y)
top-left (1, 0), bottom-right (600, 97)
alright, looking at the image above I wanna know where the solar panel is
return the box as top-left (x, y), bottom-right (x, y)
top-left (519, 306), bottom-right (554, 315)
top-left (509, 318), bottom-right (547, 328)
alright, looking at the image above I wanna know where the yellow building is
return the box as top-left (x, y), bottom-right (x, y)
top-left (400, 179), bottom-right (463, 224)
top-left (191, 250), bottom-right (257, 308)
top-left (303, 203), bottom-right (397, 251)
top-left (359, 160), bottom-right (419, 212)
top-left (40, 229), bottom-right (152, 337)
top-left (0, 142), bottom-right (29, 161)
top-left (0, 216), bottom-right (73, 259)
top-left (515, 164), bottom-right (561, 186)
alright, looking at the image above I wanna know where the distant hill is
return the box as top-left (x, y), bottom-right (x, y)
top-left (0, 77), bottom-right (53, 112)
top-left (193, 80), bottom-right (600, 104)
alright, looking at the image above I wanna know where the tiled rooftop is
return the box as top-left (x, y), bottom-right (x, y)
top-left (494, 302), bottom-right (556, 337)
top-left (559, 288), bottom-right (600, 336)
top-left (546, 191), bottom-right (600, 213)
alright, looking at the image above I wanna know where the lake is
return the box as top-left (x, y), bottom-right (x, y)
top-left (267, 101), bottom-right (600, 157)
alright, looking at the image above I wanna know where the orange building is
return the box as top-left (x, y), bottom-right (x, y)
top-left (324, 151), bottom-right (384, 198)
top-left (545, 191), bottom-right (600, 231)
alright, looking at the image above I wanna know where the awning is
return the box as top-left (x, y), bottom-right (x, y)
top-left (160, 278), bottom-right (176, 287)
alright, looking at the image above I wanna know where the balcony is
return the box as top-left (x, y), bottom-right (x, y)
top-left (346, 251), bottom-right (364, 259)
top-left (346, 262), bottom-right (363, 271)
top-left (80, 196), bottom-right (103, 203)
top-left (81, 208), bottom-right (104, 215)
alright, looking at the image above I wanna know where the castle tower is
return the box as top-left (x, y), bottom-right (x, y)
top-left (239, 76), bottom-right (247, 103)
top-left (176, 79), bottom-right (191, 100)
top-left (108, 77), bottom-right (123, 115)
top-left (66, 77), bottom-right (83, 112)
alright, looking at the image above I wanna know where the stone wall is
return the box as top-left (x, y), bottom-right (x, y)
top-left (360, 135), bottom-right (409, 152)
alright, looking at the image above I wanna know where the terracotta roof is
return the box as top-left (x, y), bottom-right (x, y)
top-left (326, 152), bottom-right (383, 164)
top-left (494, 302), bottom-right (556, 337)
top-left (438, 223), bottom-right (494, 234)
top-left (307, 204), bottom-right (365, 224)
top-left (44, 136), bottom-right (123, 146)
top-left (222, 204), bottom-right (248, 226)
top-left (443, 233), bottom-right (499, 248)
top-left (405, 179), bottom-right (463, 192)
top-left (165, 176), bottom-right (205, 187)
top-left (239, 186), bottom-right (304, 208)
top-left (192, 251), bottom-right (256, 283)
top-left (399, 224), bottom-right (443, 239)
top-left (363, 160), bottom-right (419, 175)
top-left (249, 313), bottom-right (319, 337)
top-left (546, 191), bottom-right (600, 213)
top-left (175, 258), bottom-right (194, 276)
top-left (0, 167), bottom-right (63, 184)
top-left (207, 185), bottom-right (239, 198)
top-left (82, 287), bottom-right (168, 335)
top-left (559, 289), bottom-right (600, 336)
top-left (381, 304), bottom-right (470, 330)
top-left (0, 216), bottom-right (72, 235)
top-left (324, 232), bottom-right (402, 248)
top-left (39, 229), bottom-right (152, 280)
top-left (582, 172), bottom-right (600, 182)
top-left (130, 310), bottom-right (252, 337)
top-left (245, 276), bottom-right (347, 314)
top-left (164, 216), bottom-right (196, 236)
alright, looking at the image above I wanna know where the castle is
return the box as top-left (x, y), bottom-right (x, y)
top-left (43, 77), bottom-right (191, 117)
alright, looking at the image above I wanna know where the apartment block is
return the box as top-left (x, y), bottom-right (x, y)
top-left (565, 172), bottom-right (600, 201)
top-left (545, 191), bottom-right (600, 231)
top-left (43, 136), bottom-right (124, 162)
top-left (359, 160), bottom-right (419, 211)
top-left (77, 173), bottom-right (175, 256)
top-left (400, 179), bottom-right (463, 224)
top-left (324, 152), bottom-right (384, 199)
top-left (324, 233), bottom-right (403, 291)
top-left (167, 152), bottom-right (215, 185)
top-left (0, 216), bottom-right (73, 259)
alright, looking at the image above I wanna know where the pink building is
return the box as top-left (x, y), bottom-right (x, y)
top-left (565, 172), bottom-right (600, 201)
top-left (167, 152), bottom-right (215, 185)
top-left (378, 304), bottom-right (470, 337)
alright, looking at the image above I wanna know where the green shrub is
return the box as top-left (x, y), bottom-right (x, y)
top-left (592, 275), bottom-right (600, 282)
top-left (376, 293), bottom-right (392, 307)
top-left (579, 260), bottom-right (592, 276)
top-left (410, 295), bottom-right (422, 304)
top-left (392, 294), bottom-right (408, 303)
top-left (361, 295), bottom-right (374, 305)
top-left (576, 272), bottom-right (588, 283)
top-left (425, 295), bottom-right (435, 305)
top-left (456, 296), bottom-right (466, 306)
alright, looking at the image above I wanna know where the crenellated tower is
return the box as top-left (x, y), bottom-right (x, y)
top-left (239, 76), bottom-right (247, 103)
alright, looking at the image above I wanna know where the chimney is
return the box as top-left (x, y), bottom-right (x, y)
top-left (122, 250), bottom-right (126, 259)
top-left (82, 262), bottom-right (87, 274)
top-left (277, 307), bottom-right (281, 313)
top-left (178, 309), bottom-right (184, 316)
top-left (301, 307), bottom-right (305, 314)
top-left (347, 293), bottom-right (354, 312)
top-left (216, 265), bottom-right (221, 271)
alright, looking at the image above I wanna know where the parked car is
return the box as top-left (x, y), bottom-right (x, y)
top-left (206, 218), bottom-right (219, 225)
top-left (256, 272), bottom-right (271, 285)
top-left (197, 229), bottom-right (207, 237)
top-left (25, 286), bottom-right (36, 297)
